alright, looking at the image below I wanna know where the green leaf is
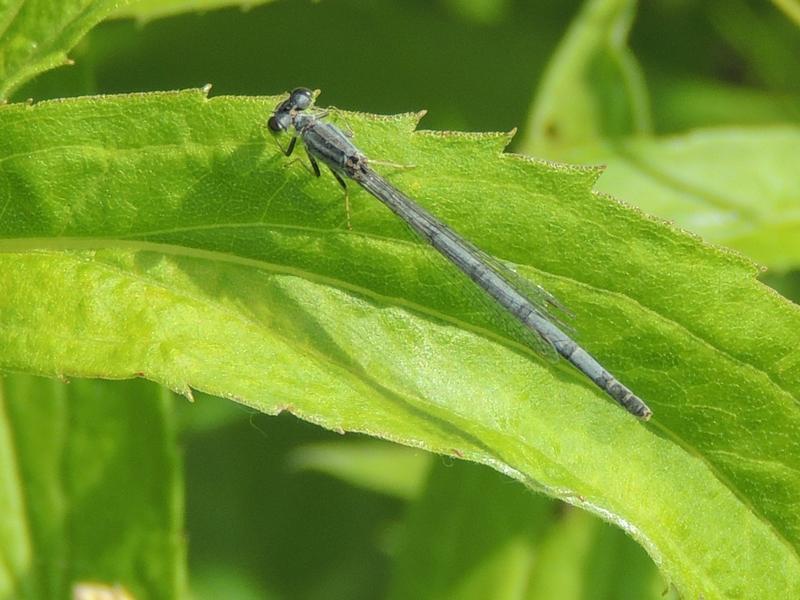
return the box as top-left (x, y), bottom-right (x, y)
top-left (773, 0), bottom-right (800, 27)
top-left (525, 506), bottom-right (674, 600)
top-left (0, 376), bottom-right (184, 600)
top-left (389, 460), bottom-right (670, 599)
top-left (523, 0), bottom-right (800, 269)
top-left (522, 0), bottom-right (651, 154)
top-left (647, 76), bottom-right (800, 132)
top-left (1, 89), bottom-right (800, 598)
top-left (289, 440), bottom-right (431, 499)
top-left (110, 0), bottom-right (277, 23)
top-left (389, 460), bottom-right (554, 599)
top-left (560, 127), bottom-right (800, 269)
top-left (709, 0), bottom-right (800, 91)
top-left (182, 402), bottom-right (398, 599)
top-left (0, 0), bottom-right (129, 101)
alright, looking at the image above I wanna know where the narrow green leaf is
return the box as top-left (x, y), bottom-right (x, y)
top-left (289, 440), bottom-right (431, 500)
top-left (0, 0), bottom-right (129, 101)
top-left (1, 89), bottom-right (799, 598)
top-left (523, 0), bottom-right (651, 153)
top-left (0, 376), bottom-right (184, 600)
top-left (560, 127), bottom-right (800, 269)
top-left (526, 507), bottom-right (674, 600)
top-left (389, 461), bottom-right (554, 600)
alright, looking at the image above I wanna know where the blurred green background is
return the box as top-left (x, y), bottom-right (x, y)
top-left (20, 0), bottom-right (800, 134)
top-left (10, 0), bottom-right (799, 598)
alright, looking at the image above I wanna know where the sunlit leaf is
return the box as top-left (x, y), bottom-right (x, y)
top-left (522, 0), bottom-right (650, 153)
top-left (524, 0), bottom-right (800, 269)
top-left (0, 0), bottom-right (129, 100)
top-left (1, 89), bottom-right (799, 598)
top-left (289, 440), bottom-right (431, 500)
top-left (562, 127), bottom-right (800, 269)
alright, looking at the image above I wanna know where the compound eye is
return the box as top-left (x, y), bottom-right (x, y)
top-left (275, 98), bottom-right (293, 113)
top-left (289, 87), bottom-right (313, 110)
top-left (267, 114), bottom-right (285, 132)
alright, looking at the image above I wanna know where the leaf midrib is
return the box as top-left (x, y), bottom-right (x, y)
top-left (1, 232), bottom-right (796, 407)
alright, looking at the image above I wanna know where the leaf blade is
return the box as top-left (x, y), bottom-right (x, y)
top-left (1, 90), bottom-right (799, 598)
top-left (0, 0), bottom-right (129, 101)
top-left (561, 128), bottom-right (800, 269)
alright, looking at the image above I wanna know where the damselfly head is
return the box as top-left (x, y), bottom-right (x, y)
top-left (268, 87), bottom-right (314, 133)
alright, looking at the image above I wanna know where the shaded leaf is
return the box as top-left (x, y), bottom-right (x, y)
top-left (389, 461), bottom-right (553, 600)
top-left (182, 405), bottom-right (398, 600)
top-left (708, 0), bottom-right (800, 91)
top-left (648, 77), bottom-right (800, 132)
top-left (0, 376), bottom-right (184, 600)
top-left (526, 506), bottom-right (674, 600)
